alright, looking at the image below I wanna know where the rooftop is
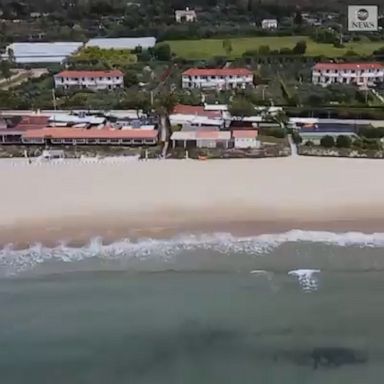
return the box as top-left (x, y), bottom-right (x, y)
top-left (172, 104), bottom-right (222, 119)
top-left (2, 42), bottom-right (83, 63)
top-left (23, 127), bottom-right (158, 140)
top-left (55, 70), bottom-right (124, 78)
top-left (232, 130), bottom-right (258, 139)
top-left (314, 62), bottom-right (384, 71)
top-left (182, 68), bottom-right (253, 77)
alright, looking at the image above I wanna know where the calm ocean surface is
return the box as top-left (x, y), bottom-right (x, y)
top-left (1, 231), bottom-right (384, 383)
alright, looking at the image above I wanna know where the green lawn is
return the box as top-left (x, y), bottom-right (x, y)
top-left (165, 36), bottom-right (384, 59)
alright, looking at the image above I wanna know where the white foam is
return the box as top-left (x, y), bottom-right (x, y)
top-left (1, 230), bottom-right (384, 276)
top-left (288, 269), bottom-right (321, 292)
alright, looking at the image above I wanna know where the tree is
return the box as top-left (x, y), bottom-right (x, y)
top-left (292, 131), bottom-right (302, 144)
top-left (228, 97), bottom-right (255, 117)
top-left (294, 10), bottom-right (303, 26)
top-left (0, 60), bottom-right (12, 80)
top-left (292, 40), bottom-right (307, 55)
top-left (124, 70), bottom-right (139, 88)
top-left (153, 44), bottom-right (172, 61)
top-left (7, 47), bottom-right (15, 64)
top-left (222, 39), bottom-right (233, 56)
top-left (320, 135), bottom-right (335, 148)
top-left (258, 45), bottom-right (270, 55)
top-left (336, 135), bottom-right (352, 148)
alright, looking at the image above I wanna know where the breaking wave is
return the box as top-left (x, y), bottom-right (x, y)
top-left (1, 230), bottom-right (384, 276)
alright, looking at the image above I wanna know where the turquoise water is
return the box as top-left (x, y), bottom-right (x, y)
top-left (1, 234), bottom-right (384, 383)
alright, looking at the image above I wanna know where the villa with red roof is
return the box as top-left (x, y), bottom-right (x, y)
top-left (54, 70), bottom-right (124, 91)
top-left (312, 62), bottom-right (384, 87)
top-left (182, 68), bottom-right (254, 90)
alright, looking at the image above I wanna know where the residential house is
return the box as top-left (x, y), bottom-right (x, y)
top-left (232, 130), bottom-right (260, 149)
top-left (54, 70), bottom-right (124, 90)
top-left (182, 68), bottom-right (254, 90)
top-left (312, 62), bottom-right (384, 87)
top-left (297, 122), bottom-right (358, 144)
top-left (261, 19), bottom-right (278, 29)
top-left (175, 8), bottom-right (197, 22)
top-left (171, 131), bottom-right (231, 148)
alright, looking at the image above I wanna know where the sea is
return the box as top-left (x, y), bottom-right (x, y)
top-left (1, 230), bottom-right (384, 383)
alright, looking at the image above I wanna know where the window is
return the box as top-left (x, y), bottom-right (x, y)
top-left (63, 139), bottom-right (73, 144)
top-left (99, 139), bottom-right (108, 144)
top-left (90, 77), bottom-right (95, 81)
top-left (110, 139), bottom-right (120, 144)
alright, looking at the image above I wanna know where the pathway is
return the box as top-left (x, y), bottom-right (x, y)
top-left (288, 134), bottom-right (298, 157)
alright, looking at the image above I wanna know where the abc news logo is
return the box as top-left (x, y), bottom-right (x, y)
top-left (348, 6), bottom-right (378, 31)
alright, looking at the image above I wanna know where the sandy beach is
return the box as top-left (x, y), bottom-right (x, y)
top-left (1, 156), bottom-right (384, 245)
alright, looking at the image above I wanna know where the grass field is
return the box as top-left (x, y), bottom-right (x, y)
top-left (165, 36), bottom-right (384, 59)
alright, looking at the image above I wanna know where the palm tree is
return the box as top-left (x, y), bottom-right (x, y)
top-left (6, 48), bottom-right (15, 64)
top-left (155, 93), bottom-right (177, 143)
top-left (154, 92), bottom-right (177, 156)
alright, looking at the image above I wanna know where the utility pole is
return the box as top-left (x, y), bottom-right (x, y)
top-left (52, 88), bottom-right (57, 111)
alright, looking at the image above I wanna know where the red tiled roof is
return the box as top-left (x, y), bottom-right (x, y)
top-left (55, 70), bottom-right (124, 78)
top-left (232, 130), bottom-right (258, 139)
top-left (313, 62), bottom-right (383, 71)
top-left (172, 104), bottom-right (222, 118)
top-left (195, 131), bottom-right (230, 140)
top-left (22, 128), bottom-right (158, 140)
top-left (182, 68), bottom-right (253, 77)
top-left (13, 115), bottom-right (50, 131)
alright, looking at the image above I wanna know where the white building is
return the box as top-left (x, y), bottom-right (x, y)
top-left (233, 130), bottom-right (260, 149)
top-left (54, 70), bottom-right (124, 90)
top-left (312, 62), bottom-right (384, 87)
top-left (175, 7), bottom-right (197, 22)
top-left (261, 19), bottom-right (278, 29)
top-left (171, 131), bottom-right (231, 149)
top-left (182, 68), bottom-right (254, 90)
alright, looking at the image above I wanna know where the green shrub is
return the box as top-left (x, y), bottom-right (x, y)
top-left (292, 132), bottom-right (302, 144)
top-left (320, 135), bottom-right (335, 148)
top-left (336, 135), bottom-right (352, 148)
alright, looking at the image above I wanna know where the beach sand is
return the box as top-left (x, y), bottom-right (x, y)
top-left (1, 156), bottom-right (384, 245)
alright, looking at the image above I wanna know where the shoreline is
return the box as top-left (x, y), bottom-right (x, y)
top-left (1, 157), bottom-right (384, 246)
top-left (2, 214), bottom-right (384, 248)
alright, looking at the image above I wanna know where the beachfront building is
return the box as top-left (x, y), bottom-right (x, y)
top-left (170, 104), bottom-right (225, 130)
top-left (261, 19), bottom-right (278, 29)
top-left (297, 122), bottom-right (358, 144)
top-left (175, 8), bottom-right (197, 22)
top-left (171, 131), bottom-right (231, 149)
top-left (312, 63), bottom-right (384, 87)
top-left (21, 128), bottom-right (158, 146)
top-left (0, 115), bottom-right (50, 144)
top-left (54, 70), bottom-right (124, 91)
top-left (233, 130), bottom-right (260, 149)
top-left (182, 68), bottom-right (254, 90)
